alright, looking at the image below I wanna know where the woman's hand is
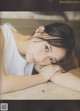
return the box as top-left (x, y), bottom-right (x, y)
top-left (39, 65), bottom-right (61, 81)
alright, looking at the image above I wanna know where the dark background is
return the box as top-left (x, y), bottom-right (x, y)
top-left (0, 0), bottom-right (80, 11)
top-left (0, 100), bottom-right (80, 111)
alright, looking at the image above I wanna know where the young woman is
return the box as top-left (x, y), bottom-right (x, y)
top-left (0, 23), bottom-right (80, 94)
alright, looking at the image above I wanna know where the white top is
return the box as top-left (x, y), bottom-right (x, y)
top-left (1, 23), bottom-right (34, 76)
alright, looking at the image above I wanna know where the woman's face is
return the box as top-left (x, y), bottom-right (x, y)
top-left (26, 26), bottom-right (66, 65)
top-left (26, 37), bottom-right (66, 65)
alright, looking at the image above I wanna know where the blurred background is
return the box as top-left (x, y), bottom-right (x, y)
top-left (0, 11), bottom-right (80, 61)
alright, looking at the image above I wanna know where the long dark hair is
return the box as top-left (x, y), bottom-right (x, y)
top-left (43, 23), bottom-right (75, 71)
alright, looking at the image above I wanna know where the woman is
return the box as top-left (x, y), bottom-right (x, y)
top-left (0, 23), bottom-right (80, 94)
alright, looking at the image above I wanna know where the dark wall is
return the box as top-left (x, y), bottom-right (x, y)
top-left (1, 0), bottom-right (80, 11)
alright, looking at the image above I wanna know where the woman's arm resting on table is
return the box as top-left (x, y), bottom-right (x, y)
top-left (50, 68), bottom-right (80, 92)
top-left (1, 65), bottom-right (60, 94)
top-left (1, 73), bottom-right (45, 94)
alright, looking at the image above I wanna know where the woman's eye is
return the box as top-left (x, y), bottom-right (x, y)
top-left (45, 45), bottom-right (49, 52)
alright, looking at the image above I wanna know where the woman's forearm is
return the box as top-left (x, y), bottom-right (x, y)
top-left (1, 74), bottom-right (46, 94)
top-left (51, 68), bottom-right (80, 92)
top-left (1, 65), bottom-right (61, 94)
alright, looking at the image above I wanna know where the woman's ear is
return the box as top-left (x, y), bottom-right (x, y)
top-left (35, 26), bottom-right (45, 33)
top-left (33, 26), bottom-right (45, 38)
